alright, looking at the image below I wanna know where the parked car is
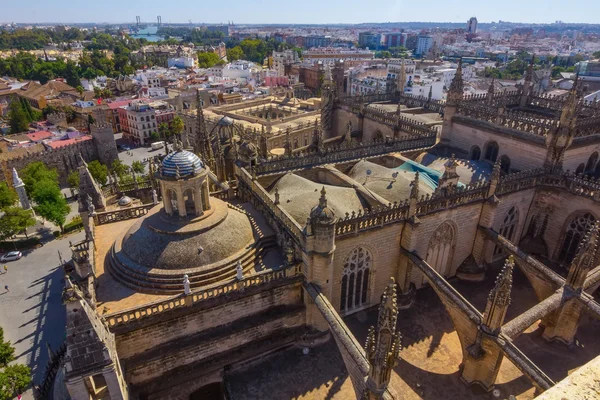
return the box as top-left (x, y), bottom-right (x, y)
top-left (1, 251), bottom-right (22, 262)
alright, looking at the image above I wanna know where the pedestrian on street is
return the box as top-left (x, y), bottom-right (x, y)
top-left (3, 265), bottom-right (6, 273)
top-left (4, 285), bottom-right (8, 292)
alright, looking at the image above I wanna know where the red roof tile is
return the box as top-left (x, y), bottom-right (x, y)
top-left (46, 136), bottom-right (92, 149)
top-left (26, 131), bottom-right (53, 142)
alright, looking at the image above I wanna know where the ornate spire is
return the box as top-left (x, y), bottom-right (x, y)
top-left (482, 255), bottom-right (514, 334)
top-left (566, 222), bottom-right (599, 291)
top-left (409, 171), bottom-right (420, 200)
top-left (487, 78), bottom-right (495, 105)
top-left (447, 59), bottom-right (464, 105)
top-left (195, 89), bottom-right (214, 166)
top-left (397, 59), bottom-right (406, 94)
top-left (12, 168), bottom-right (23, 187)
top-left (428, 85), bottom-right (433, 101)
top-left (319, 186), bottom-right (327, 209)
top-left (364, 278), bottom-right (402, 398)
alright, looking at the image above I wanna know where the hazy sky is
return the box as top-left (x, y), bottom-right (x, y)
top-left (2, 0), bottom-right (599, 24)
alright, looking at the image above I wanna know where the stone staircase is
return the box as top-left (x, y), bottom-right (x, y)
top-left (106, 235), bottom-right (280, 295)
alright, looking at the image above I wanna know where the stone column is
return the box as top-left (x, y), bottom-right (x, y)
top-left (103, 364), bottom-right (129, 400)
top-left (195, 186), bottom-right (203, 215)
top-left (177, 188), bottom-right (186, 218)
top-left (65, 376), bottom-right (91, 400)
top-left (202, 180), bottom-right (211, 210)
top-left (163, 185), bottom-right (173, 216)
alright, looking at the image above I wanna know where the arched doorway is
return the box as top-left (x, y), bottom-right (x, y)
top-left (484, 141), bottom-right (499, 163)
top-left (423, 222), bottom-right (455, 285)
top-left (500, 155), bottom-right (511, 173)
top-left (168, 189), bottom-right (178, 215)
top-left (558, 212), bottom-right (596, 265)
top-left (183, 189), bottom-right (196, 216)
top-left (585, 152), bottom-right (598, 173)
top-left (575, 163), bottom-right (585, 174)
top-left (494, 206), bottom-right (519, 256)
top-left (470, 146), bottom-right (481, 161)
top-left (189, 382), bottom-right (224, 400)
top-left (340, 247), bottom-right (372, 314)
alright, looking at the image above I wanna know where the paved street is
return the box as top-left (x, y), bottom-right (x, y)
top-left (115, 133), bottom-right (172, 173)
top-left (0, 230), bottom-right (85, 400)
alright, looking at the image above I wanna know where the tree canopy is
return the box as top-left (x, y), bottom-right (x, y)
top-left (0, 326), bottom-right (31, 399)
top-left (7, 101), bottom-right (30, 135)
top-left (32, 181), bottom-right (70, 229)
top-left (0, 207), bottom-right (36, 241)
top-left (87, 161), bottom-right (109, 186)
top-left (197, 51), bottom-right (223, 68)
top-left (20, 162), bottom-right (59, 196)
top-left (0, 184), bottom-right (17, 210)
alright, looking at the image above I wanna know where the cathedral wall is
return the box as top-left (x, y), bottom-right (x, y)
top-left (333, 223), bottom-right (404, 314)
top-left (115, 283), bottom-right (303, 360)
top-left (487, 188), bottom-right (537, 260)
top-left (532, 189), bottom-right (599, 261)
top-left (410, 202), bottom-right (483, 287)
top-left (563, 142), bottom-right (600, 173)
top-left (332, 108), bottom-right (360, 139)
top-left (125, 310), bottom-right (304, 385)
top-left (450, 122), bottom-right (546, 171)
top-left (362, 118), bottom-right (395, 142)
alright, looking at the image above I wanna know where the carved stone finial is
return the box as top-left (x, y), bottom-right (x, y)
top-left (482, 256), bottom-right (514, 334)
top-left (409, 172), bottom-right (420, 200)
top-left (364, 277), bottom-right (402, 397)
top-left (566, 222), bottom-right (600, 290)
top-left (274, 187), bottom-right (280, 205)
top-left (319, 186), bottom-right (327, 209)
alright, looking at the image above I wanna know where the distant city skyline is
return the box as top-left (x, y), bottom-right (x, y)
top-left (2, 0), bottom-right (600, 25)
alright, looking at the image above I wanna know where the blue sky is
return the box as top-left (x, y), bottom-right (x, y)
top-left (2, 0), bottom-right (599, 24)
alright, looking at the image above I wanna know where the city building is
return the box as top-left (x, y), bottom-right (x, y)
top-left (118, 100), bottom-right (175, 145)
top-left (272, 49), bottom-right (300, 77)
top-left (302, 47), bottom-right (374, 64)
top-left (467, 17), bottom-right (478, 34)
top-left (358, 32), bottom-right (382, 49)
top-left (415, 35), bottom-right (434, 57)
top-left (383, 32), bottom-right (407, 49)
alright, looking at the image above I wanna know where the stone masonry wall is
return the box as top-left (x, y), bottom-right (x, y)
top-left (333, 223), bottom-right (404, 314)
top-left (125, 311), bottom-right (304, 385)
top-left (115, 283), bottom-right (303, 360)
top-left (449, 122), bottom-right (547, 171)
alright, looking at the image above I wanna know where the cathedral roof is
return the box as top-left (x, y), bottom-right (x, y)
top-left (161, 149), bottom-right (204, 178)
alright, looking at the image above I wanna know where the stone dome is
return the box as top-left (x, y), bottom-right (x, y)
top-left (161, 150), bottom-right (204, 178)
top-left (118, 196), bottom-right (132, 206)
top-left (218, 116), bottom-right (234, 126)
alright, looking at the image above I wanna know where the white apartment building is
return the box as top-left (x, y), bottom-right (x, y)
top-left (272, 50), bottom-right (299, 77)
top-left (387, 59), bottom-right (417, 87)
top-left (168, 57), bottom-right (196, 69)
top-left (416, 36), bottom-right (433, 57)
top-left (350, 76), bottom-right (387, 96)
top-left (125, 102), bottom-right (158, 145)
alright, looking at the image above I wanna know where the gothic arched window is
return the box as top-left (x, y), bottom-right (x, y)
top-left (575, 163), bottom-right (585, 174)
top-left (340, 247), bottom-right (372, 313)
top-left (425, 222), bottom-right (454, 277)
top-left (500, 155), bottom-right (511, 173)
top-left (558, 212), bottom-right (596, 265)
top-left (470, 146), bottom-right (481, 161)
top-left (494, 206), bottom-right (519, 255)
top-left (484, 141), bottom-right (499, 163)
top-left (585, 152), bottom-right (598, 173)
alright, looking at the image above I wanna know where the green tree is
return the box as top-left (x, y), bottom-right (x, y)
top-left (375, 51), bottom-right (392, 59)
top-left (592, 51), bottom-right (600, 59)
top-left (76, 85), bottom-right (85, 96)
top-left (158, 122), bottom-right (171, 142)
top-left (0, 207), bottom-right (36, 240)
top-left (169, 116), bottom-right (185, 139)
top-left (0, 328), bottom-right (15, 367)
top-left (67, 170), bottom-right (80, 189)
top-left (7, 101), bottom-right (29, 134)
top-left (110, 159), bottom-right (129, 178)
top-left (20, 162), bottom-right (59, 196)
top-left (0, 364), bottom-right (31, 399)
top-left (32, 181), bottom-right (70, 230)
top-left (227, 46), bottom-right (244, 62)
top-left (131, 161), bottom-right (145, 174)
top-left (0, 183), bottom-right (17, 210)
top-left (87, 160), bottom-right (108, 185)
top-left (149, 131), bottom-right (160, 142)
top-left (64, 60), bottom-right (81, 88)
top-left (197, 51), bottom-right (221, 68)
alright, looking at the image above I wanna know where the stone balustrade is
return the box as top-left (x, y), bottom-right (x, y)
top-left (238, 167), bottom-right (304, 243)
top-left (256, 134), bottom-right (436, 175)
top-left (95, 204), bottom-right (154, 225)
top-left (104, 263), bottom-right (302, 328)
